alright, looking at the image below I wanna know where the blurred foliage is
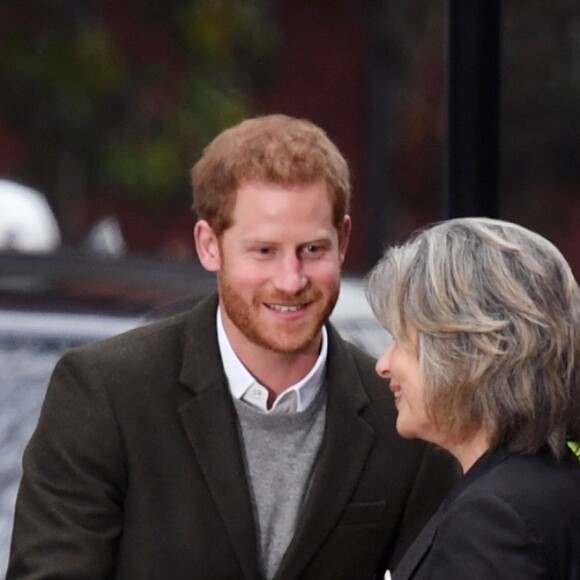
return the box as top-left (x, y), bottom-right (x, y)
top-left (0, 0), bottom-right (278, 212)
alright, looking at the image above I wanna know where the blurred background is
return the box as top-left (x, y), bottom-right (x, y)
top-left (0, 1), bottom-right (579, 573)
top-left (1, 0), bottom-right (579, 275)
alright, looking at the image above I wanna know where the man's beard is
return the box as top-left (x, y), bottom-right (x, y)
top-left (218, 271), bottom-right (339, 354)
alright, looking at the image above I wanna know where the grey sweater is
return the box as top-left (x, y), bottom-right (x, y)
top-left (234, 386), bottom-right (327, 579)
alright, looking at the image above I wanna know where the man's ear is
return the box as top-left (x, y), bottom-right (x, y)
top-left (194, 220), bottom-right (220, 272)
top-left (339, 215), bottom-right (352, 264)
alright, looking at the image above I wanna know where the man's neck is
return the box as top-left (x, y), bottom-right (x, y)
top-left (223, 322), bottom-right (322, 397)
top-left (238, 340), bottom-right (321, 398)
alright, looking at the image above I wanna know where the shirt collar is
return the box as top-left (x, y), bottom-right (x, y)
top-left (216, 306), bottom-right (327, 413)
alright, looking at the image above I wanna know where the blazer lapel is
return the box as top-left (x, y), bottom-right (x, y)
top-left (391, 504), bottom-right (444, 580)
top-left (392, 447), bottom-right (513, 579)
top-left (178, 295), bottom-right (261, 580)
top-left (274, 326), bottom-right (376, 579)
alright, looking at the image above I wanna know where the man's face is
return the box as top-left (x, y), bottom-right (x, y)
top-left (210, 180), bottom-right (350, 355)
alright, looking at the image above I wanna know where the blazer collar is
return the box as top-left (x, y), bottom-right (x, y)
top-left (392, 447), bottom-right (513, 580)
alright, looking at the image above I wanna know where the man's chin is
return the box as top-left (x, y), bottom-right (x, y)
top-left (263, 341), bottom-right (318, 356)
top-left (247, 325), bottom-right (323, 355)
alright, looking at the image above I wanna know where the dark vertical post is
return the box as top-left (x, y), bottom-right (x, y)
top-left (444, 0), bottom-right (501, 218)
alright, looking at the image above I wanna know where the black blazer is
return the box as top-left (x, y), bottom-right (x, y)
top-left (393, 446), bottom-right (580, 579)
top-left (8, 294), bottom-right (458, 579)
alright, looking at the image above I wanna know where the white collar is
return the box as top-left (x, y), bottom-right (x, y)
top-left (216, 306), bottom-right (327, 413)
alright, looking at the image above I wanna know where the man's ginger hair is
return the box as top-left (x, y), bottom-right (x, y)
top-left (191, 114), bottom-right (351, 236)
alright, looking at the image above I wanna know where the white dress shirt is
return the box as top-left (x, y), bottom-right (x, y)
top-left (216, 307), bottom-right (327, 414)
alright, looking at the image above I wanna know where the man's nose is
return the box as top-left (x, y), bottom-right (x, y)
top-left (272, 254), bottom-right (308, 294)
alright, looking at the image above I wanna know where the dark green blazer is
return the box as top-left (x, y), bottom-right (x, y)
top-left (8, 294), bottom-right (458, 579)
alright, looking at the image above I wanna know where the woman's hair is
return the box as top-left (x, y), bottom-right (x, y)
top-left (367, 217), bottom-right (580, 457)
top-left (191, 114), bottom-right (351, 237)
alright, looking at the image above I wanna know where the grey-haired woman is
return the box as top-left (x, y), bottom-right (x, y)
top-left (368, 218), bottom-right (580, 579)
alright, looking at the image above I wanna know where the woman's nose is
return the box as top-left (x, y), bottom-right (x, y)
top-left (375, 343), bottom-right (394, 378)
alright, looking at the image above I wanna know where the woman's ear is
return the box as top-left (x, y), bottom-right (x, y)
top-left (193, 220), bottom-right (220, 272)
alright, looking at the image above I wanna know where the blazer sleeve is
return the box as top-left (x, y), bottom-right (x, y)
top-left (7, 348), bottom-right (126, 579)
top-left (416, 492), bottom-right (547, 579)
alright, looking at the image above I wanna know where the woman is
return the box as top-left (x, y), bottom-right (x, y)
top-left (367, 218), bottom-right (580, 579)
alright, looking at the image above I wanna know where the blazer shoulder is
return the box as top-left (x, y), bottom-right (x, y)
top-left (60, 296), bottom-right (218, 391)
top-left (68, 293), bottom-right (218, 364)
top-left (461, 451), bottom-right (580, 518)
top-left (68, 310), bottom-right (191, 363)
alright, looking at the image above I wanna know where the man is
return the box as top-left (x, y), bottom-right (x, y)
top-left (7, 114), bottom-right (458, 579)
